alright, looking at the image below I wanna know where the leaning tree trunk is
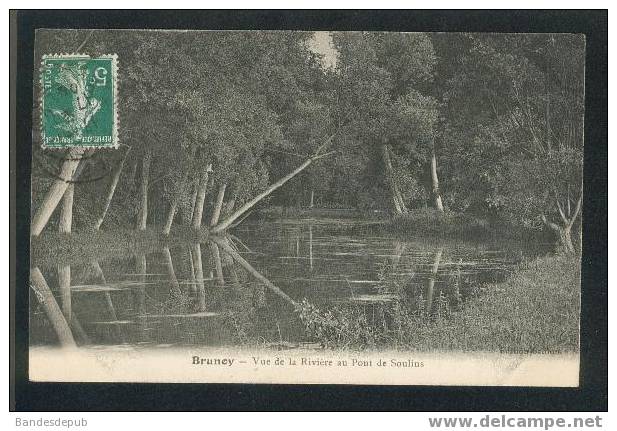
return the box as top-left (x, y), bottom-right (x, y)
top-left (209, 183), bottom-right (227, 227)
top-left (163, 247), bottom-right (181, 296)
top-left (91, 260), bottom-right (119, 327)
top-left (162, 180), bottom-right (185, 235)
top-left (212, 236), bottom-right (295, 305)
top-left (186, 179), bottom-right (199, 224)
top-left (211, 147), bottom-right (334, 234)
top-left (94, 148), bottom-right (129, 231)
top-left (430, 147), bottom-right (444, 213)
top-left (30, 267), bottom-right (76, 347)
top-left (136, 149), bottom-right (151, 231)
top-left (31, 148), bottom-right (86, 237)
top-left (382, 145), bottom-right (407, 215)
top-left (162, 171), bottom-right (192, 235)
top-left (58, 184), bottom-right (74, 233)
top-left (191, 164), bottom-right (212, 229)
top-left (58, 149), bottom-right (94, 233)
top-left (222, 186), bottom-right (237, 218)
top-left (388, 146), bottom-right (408, 212)
top-left (162, 200), bottom-right (179, 235)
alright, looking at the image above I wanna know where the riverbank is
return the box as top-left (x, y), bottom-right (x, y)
top-left (299, 253), bottom-right (580, 353)
top-left (256, 207), bottom-right (554, 246)
top-left (366, 209), bottom-right (554, 245)
top-left (413, 253), bottom-right (580, 353)
top-left (31, 217), bottom-right (579, 354)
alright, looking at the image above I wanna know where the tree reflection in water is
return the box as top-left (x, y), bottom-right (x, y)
top-left (29, 222), bottom-right (522, 350)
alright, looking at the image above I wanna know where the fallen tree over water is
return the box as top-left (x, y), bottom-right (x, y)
top-left (210, 135), bottom-right (336, 234)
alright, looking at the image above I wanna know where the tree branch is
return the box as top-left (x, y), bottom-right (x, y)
top-left (210, 134), bottom-right (337, 233)
top-left (541, 214), bottom-right (561, 233)
top-left (75, 30), bottom-right (95, 53)
top-left (568, 188), bottom-right (583, 227)
top-left (555, 197), bottom-right (568, 224)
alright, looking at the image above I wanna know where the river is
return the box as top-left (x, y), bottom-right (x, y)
top-left (30, 218), bottom-right (535, 350)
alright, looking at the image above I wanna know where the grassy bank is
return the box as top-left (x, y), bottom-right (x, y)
top-left (257, 206), bottom-right (364, 220)
top-left (382, 209), bottom-right (555, 244)
top-left (299, 254), bottom-right (580, 353)
top-left (30, 225), bottom-right (211, 267)
top-left (417, 253), bottom-right (580, 353)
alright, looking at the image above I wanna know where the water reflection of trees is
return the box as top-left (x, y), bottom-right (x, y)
top-left (30, 236), bottom-right (297, 348)
top-left (294, 236), bottom-right (504, 349)
top-left (30, 232), bottom-right (511, 350)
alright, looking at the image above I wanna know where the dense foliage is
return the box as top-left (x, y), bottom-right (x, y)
top-left (32, 30), bottom-right (584, 252)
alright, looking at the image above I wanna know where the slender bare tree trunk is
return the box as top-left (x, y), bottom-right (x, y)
top-left (191, 165), bottom-right (212, 229)
top-left (162, 170), bottom-right (191, 235)
top-left (94, 148), bottom-right (129, 231)
top-left (425, 248), bottom-right (443, 314)
top-left (430, 147), bottom-right (444, 213)
top-left (191, 243), bottom-right (206, 311)
top-left (562, 226), bottom-right (574, 253)
top-left (162, 200), bottom-right (179, 235)
top-left (57, 264), bottom-right (71, 322)
top-left (388, 147), bottom-right (408, 213)
top-left (163, 247), bottom-right (181, 296)
top-left (30, 267), bottom-right (76, 347)
top-left (209, 183), bottom-right (227, 227)
top-left (58, 151), bottom-right (93, 234)
top-left (309, 190), bottom-right (315, 208)
top-left (209, 242), bottom-right (225, 286)
top-left (31, 148), bottom-right (85, 236)
top-left (58, 185), bottom-right (74, 233)
top-left (57, 149), bottom-right (95, 234)
top-left (211, 150), bottom-right (333, 233)
top-left (395, 190), bottom-right (406, 213)
top-left (382, 145), bottom-right (406, 215)
top-left (188, 179), bottom-right (199, 224)
top-left (542, 216), bottom-right (575, 253)
top-left (543, 218), bottom-right (575, 253)
top-left (542, 190), bottom-right (582, 254)
top-left (136, 149), bottom-right (151, 231)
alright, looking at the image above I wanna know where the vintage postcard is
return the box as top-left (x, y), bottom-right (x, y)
top-left (28, 29), bottom-right (583, 386)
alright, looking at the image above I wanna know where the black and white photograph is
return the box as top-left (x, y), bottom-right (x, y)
top-left (24, 26), bottom-right (589, 386)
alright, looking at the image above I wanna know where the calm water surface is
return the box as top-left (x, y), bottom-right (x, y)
top-left (30, 219), bottom-right (532, 349)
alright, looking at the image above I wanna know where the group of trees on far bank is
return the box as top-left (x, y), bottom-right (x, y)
top-left (31, 30), bottom-right (584, 253)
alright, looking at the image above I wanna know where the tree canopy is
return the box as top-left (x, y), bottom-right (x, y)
top-left (32, 30), bottom-right (584, 251)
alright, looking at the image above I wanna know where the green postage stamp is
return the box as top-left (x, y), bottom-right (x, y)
top-left (40, 54), bottom-right (118, 149)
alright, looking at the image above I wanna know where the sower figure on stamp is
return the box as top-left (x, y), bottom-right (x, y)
top-left (52, 61), bottom-right (100, 140)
